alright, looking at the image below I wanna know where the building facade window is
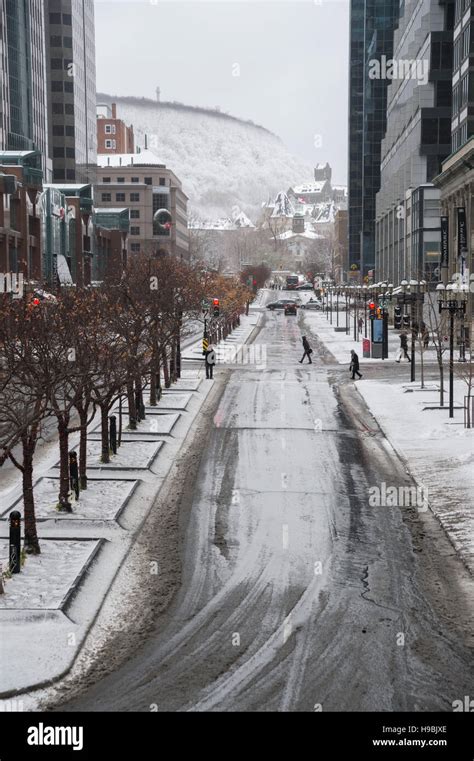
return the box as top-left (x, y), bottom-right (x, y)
top-left (116, 193), bottom-right (125, 202)
top-left (130, 209), bottom-right (140, 218)
top-left (130, 226), bottom-right (140, 235)
top-left (101, 193), bottom-right (112, 202)
top-left (130, 193), bottom-right (140, 202)
top-left (130, 243), bottom-right (141, 252)
top-left (144, 177), bottom-right (152, 185)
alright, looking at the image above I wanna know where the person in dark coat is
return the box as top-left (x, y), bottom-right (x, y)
top-left (205, 345), bottom-right (216, 379)
top-left (69, 451), bottom-right (79, 500)
top-left (350, 349), bottom-right (362, 379)
top-left (299, 336), bottom-right (313, 364)
top-left (396, 331), bottom-right (411, 362)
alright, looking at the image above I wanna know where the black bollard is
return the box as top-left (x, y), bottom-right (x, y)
top-left (109, 415), bottom-right (117, 454)
top-left (9, 511), bottom-right (21, 574)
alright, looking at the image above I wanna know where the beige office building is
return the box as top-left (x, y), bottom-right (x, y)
top-left (95, 150), bottom-right (189, 259)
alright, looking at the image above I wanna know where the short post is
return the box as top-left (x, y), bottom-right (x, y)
top-left (109, 415), bottom-right (117, 454)
top-left (9, 511), bottom-right (21, 574)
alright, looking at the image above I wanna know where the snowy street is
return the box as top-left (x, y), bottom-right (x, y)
top-left (50, 291), bottom-right (474, 713)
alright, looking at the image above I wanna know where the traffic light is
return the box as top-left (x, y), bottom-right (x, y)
top-left (213, 298), bottom-right (220, 317)
top-left (369, 301), bottom-right (376, 319)
top-left (403, 312), bottom-right (410, 327)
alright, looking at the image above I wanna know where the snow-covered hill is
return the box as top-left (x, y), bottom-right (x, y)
top-left (97, 95), bottom-right (313, 221)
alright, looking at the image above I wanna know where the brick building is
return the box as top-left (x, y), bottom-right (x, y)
top-left (97, 103), bottom-right (135, 154)
top-left (0, 150), bottom-right (43, 279)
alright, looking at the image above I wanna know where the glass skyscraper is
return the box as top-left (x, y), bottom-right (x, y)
top-left (46, 0), bottom-right (97, 183)
top-left (348, 0), bottom-right (399, 279)
top-left (1, 0), bottom-right (50, 178)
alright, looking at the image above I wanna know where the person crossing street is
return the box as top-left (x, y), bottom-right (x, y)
top-left (350, 349), bottom-right (362, 379)
top-left (299, 336), bottom-right (313, 364)
top-left (205, 344), bottom-right (216, 379)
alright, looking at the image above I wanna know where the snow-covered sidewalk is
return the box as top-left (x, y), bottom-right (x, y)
top-left (357, 378), bottom-right (474, 574)
top-left (302, 308), bottom-right (441, 366)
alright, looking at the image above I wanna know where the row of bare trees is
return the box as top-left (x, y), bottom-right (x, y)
top-left (0, 254), bottom-right (251, 555)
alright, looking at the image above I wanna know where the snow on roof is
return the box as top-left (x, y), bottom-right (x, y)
top-left (292, 181), bottom-right (327, 194)
top-left (190, 210), bottom-right (255, 230)
top-left (97, 150), bottom-right (165, 168)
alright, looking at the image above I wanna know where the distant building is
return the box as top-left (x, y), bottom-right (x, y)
top-left (44, 183), bottom-right (94, 285)
top-left (0, 0), bottom-right (51, 179)
top-left (0, 150), bottom-right (43, 279)
top-left (94, 207), bottom-right (130, 281)
top-left (45, 0), bottom-right (97, 183)
top-left (97, 103), bottom-right (135, 154)
top-left (287, 180), bottom-right (332, 205)
top-left (96, 150), bottom-right (189, 259)
top-left (314, 162), bottom-right (332, 182)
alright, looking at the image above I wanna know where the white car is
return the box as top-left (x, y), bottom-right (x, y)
top-left (300, 300), bottom-right (322, 310)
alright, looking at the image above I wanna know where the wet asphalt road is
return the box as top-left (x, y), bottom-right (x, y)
top-left (60, 293), bottom-right (474, 712)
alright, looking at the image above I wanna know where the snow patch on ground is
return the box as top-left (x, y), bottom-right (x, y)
top-left (0, 539), bottom-right (100, 609)
top-left (3, 478), bottom-right (137, 521)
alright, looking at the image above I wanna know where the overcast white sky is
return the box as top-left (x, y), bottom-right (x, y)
top-left (94, 0), bottom-right (349, 184)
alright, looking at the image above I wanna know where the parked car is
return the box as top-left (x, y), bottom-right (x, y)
top-left (284, 303), bottom-right (298, 316)
top-left (300, 299), bottom-right (322, 310)
top-left (295, 283), bottom-right (314, 291)
top-left (266, 298), bottom-right (300, 310)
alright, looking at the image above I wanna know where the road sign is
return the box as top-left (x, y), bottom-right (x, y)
top-left (202, 337), bottom-right (209, 355)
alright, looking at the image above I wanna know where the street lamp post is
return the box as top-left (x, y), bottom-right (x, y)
top-left (329, 285), bottom-right (333, 325)
top-left (409, 280), bottom-right (419, 382)
top-left (345, 286), bottom-right (349, 335)
top-left (336, 285), bottom-right (340, 328)
top-left (437, 283), bottom-right (468, 418)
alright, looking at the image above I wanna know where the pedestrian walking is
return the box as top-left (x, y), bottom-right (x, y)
top-left (421, 322), bottom-right (429, 349)
top-left (349, 349), bottom-right (362, 379)
top-left (396, 331), bottom-right (411, 363)
top-left (205, 344), bottom-right (216, 379)
top-left (299, 336), bottom-right (313, 364)
top-left (69, 451), bottom-right (79, 500)
top-left (358, 316), bottom-right (364, 334)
